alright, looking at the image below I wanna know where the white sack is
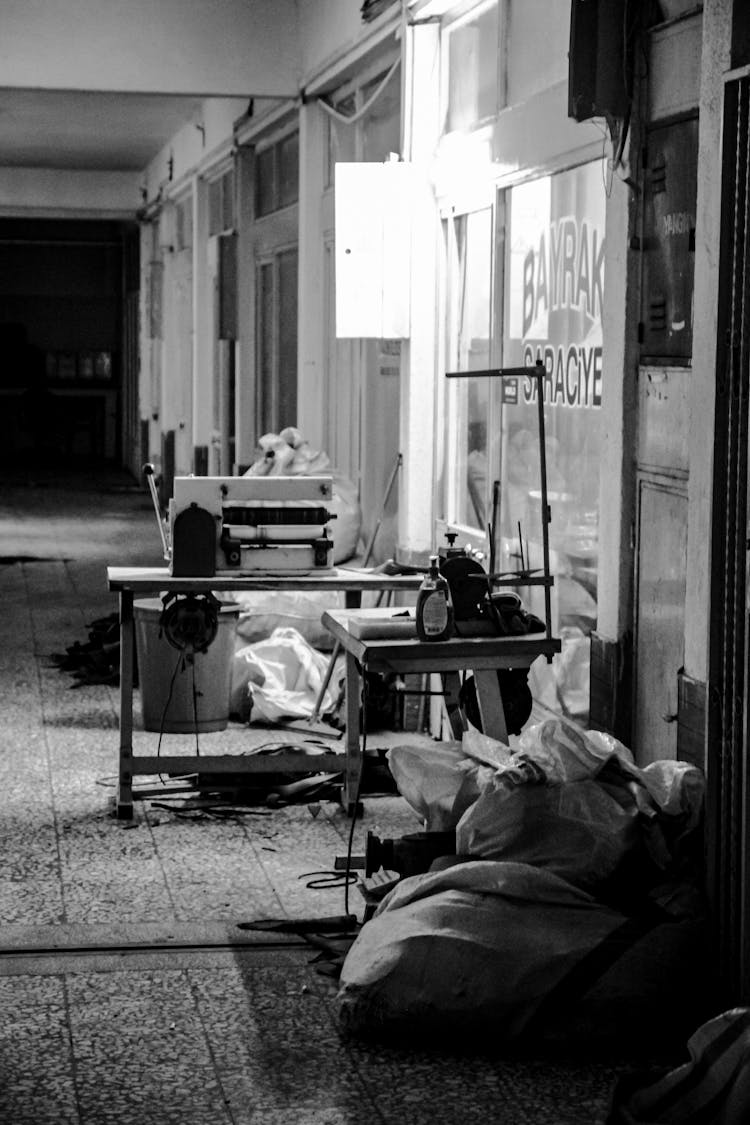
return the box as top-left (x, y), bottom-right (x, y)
top-left (230, 589), bottom-right (344, 651)
top-left (455, 776), bottom-right (640, 890)
top-left (230, 626), bottom-right (341, 723)
top-left (454, 720), bottom-right (705, 886)
top-left (386, 742), bottom-right (495, 832)
top-left (337, 860), bottom-right (626, 1038)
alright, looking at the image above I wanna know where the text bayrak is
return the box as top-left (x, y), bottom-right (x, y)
top-left (522, 217), bottom-right (604, 335)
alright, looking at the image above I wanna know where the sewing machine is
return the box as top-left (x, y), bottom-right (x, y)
top-left (145, 467), bottom-right (336, 576)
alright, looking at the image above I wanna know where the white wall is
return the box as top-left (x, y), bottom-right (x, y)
top-left (0, 167), bottom-right (140, 217)
top-left (298, 1), bottom-right (387, 83)
top-left (141, 98), bottom-right (250, 203)
top-left (1, 0), bottom-right (300, 97)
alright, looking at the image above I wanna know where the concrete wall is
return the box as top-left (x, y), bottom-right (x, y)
top-left (141, 98), bottom-right (250, 205)
top-left (0, 168), bottom-right (140, 218)
top-left (0, 0), bottom-right (300, 97)
top-left (298, 1), bottom-right (369, 80)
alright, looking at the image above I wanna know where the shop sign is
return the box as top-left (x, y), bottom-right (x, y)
top-left (504, 161), bottom-right (606, 409)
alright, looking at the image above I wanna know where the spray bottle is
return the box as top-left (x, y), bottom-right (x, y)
top-left (416, 555), bottom-right (454, 642)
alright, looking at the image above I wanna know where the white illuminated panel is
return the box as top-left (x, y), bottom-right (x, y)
top-left (334, 161), bottom-right (412, 339)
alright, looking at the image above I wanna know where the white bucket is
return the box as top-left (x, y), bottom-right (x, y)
top-left (134, 598), bottom-right (240, 733)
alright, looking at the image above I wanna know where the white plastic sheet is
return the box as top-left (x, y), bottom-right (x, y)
top-left (386, 741), bottom-right (496, 832)
top-left (243, 430), bottom-right (362, 563)
top-left (230, 626), bottom-right (342, 723)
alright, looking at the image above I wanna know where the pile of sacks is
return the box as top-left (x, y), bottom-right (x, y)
top-left (337, 720), bottom-right (711, 1048)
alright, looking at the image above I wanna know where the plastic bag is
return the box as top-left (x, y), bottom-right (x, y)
top-left (453, 719), bottom-right (705, 889)
top-left (608, 1008), bottom-right (750, 1124)
top-left (513, 717), bottom-right (635, 784)
top-left (338, 860), bottom-right (707, 1045)
top-left (386, 742), bottom-right (495, 832)
top-left (337, 861), bottom-right (626, 1039)
top-left (231, 589), bottom-right (344, 651)
top-left (455, 776), bottom-right (640, 891)
top-left (243, 430), bottom-right (362, 564)
top-left (230, 626), bottom-right (341, 723)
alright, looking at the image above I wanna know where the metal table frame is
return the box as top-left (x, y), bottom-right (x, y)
top-left (321, 609), bottom-right (561, 813)
top-left (107, 566), bottom-right (422, 819)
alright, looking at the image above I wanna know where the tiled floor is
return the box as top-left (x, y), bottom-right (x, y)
top-left (0, 467), bottom-right (650, 1123)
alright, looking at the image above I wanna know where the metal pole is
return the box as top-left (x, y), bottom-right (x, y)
top-left (143, 463), bottom-right (171, 561)
top-left (533, 364), bottom-right (553, 641)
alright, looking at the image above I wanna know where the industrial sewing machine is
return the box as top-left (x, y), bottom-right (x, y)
top-left (144, 466), bottom-right (336, 576)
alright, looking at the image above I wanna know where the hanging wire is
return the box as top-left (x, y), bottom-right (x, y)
top-left (190, 655), bottom-right (201, 757)
top-left (317, 57), bottom-right (401, 126)
top-left (155, 651), bottom-right (186, 784)
top-left (295, 672), bottom-right (370, 916)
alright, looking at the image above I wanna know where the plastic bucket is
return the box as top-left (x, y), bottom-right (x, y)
top-left (134, 598), bottom-right (240, 733)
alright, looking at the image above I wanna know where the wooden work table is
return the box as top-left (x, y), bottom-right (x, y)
top-left (107, 566), bottom-right (423, 819)
top-left (321, 608), bottom-right (561, 813)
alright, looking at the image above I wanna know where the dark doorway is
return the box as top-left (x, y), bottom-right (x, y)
top-left (0, 217), bottom-right (137, 470)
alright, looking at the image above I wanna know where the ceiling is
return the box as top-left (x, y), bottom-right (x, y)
top-left (0, 89), bottom-right (207, 172)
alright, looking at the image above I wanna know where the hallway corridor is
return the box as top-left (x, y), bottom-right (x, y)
top-left (0, 468), bottom-right (633, 1124)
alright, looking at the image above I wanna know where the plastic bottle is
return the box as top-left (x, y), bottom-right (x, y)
top-left (416, 555), bottom-right (454, 642)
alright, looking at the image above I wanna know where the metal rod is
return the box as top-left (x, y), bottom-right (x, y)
top-left (143, 463), bottom-right (171, 561)
top-left (534, 366), bottom-right (554, 642)
top-left (445, 360), bottom-right (554, 642)
top-left (445, 367), bottom-right (534, 379)
top-left (489, 479), bottom-right (500, 574)
top-left (361, 452), bottom-right (403, 568)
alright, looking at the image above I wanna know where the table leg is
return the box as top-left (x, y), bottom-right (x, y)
top-left (341, 651), bottom-right (362, 815)
top-left (441, 672), bottom-right (465, 739)
top-left (474, 669), bottom-right (508, 744)
top-left (116, 590), bottom-right (135, 819)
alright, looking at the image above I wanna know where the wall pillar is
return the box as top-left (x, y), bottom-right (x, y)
top-left (398, 19), bottom-right (441, 565)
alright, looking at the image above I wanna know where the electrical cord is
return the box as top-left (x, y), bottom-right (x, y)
top-left (150, 592), bottom-right (219, 786)
top-left (155, 651), bottom-right (185, 784)
top-left (343, 668), bottom-right (370, 917)
top-left (190, 655), bottom-right (201, 757)
top-left (298, 871), bottom-right (358, 890)
top-left (295, 673), bottom-right (369, 908)
top-left (317, 58), bottom-right (401, 126)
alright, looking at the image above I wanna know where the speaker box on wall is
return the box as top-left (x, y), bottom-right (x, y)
top-left (568, 0), bottom-right (631, 122)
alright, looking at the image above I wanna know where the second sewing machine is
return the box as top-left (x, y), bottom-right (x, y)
top-left (145, 465), bottom-right (336, 577)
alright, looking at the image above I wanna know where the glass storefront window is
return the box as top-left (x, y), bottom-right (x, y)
top-left (325, 62), bottom-right (401, 188)
top-left (256, 133), bottom-right (299, 218)
top-left (327, 94), bottom-right (357, 186)
top-left (362, 69), bottom-right (401, 162)
top-left (501, 161), bottom-right (606, 724)
top-left (445, 0), bottom-right (499, 134)
top-left (440, 163), bottom-right (605, 723)
top-left (443, 206), bottom-right (493, 530)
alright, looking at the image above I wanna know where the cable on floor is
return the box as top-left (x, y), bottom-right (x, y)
top-left (298, 870), bottom-right (358, 890)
